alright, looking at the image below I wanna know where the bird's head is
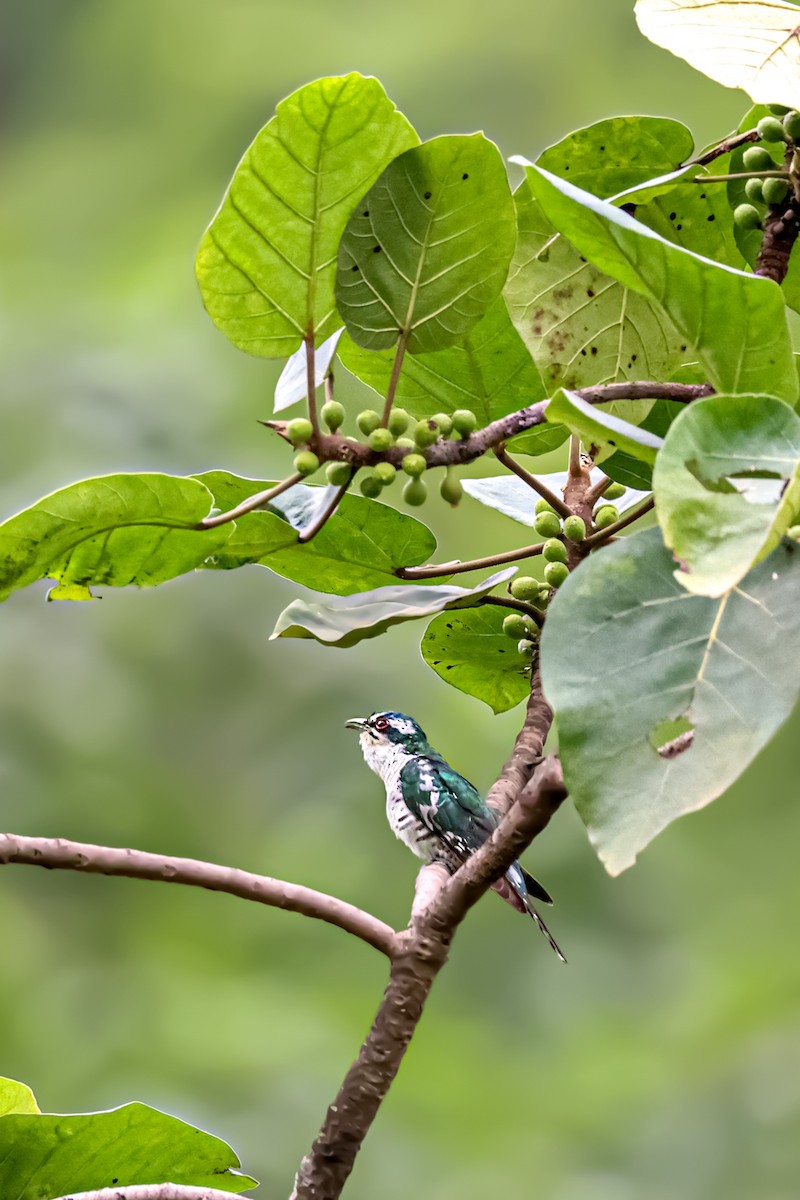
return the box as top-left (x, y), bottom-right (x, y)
top-left (345, 711), bottom-right (430, 776)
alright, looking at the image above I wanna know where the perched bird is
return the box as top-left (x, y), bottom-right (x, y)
top-left (345, 710), bottom-right (565, 961)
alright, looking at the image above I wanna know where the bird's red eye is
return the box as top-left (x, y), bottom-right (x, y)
top-left (373, 715), bottom-right (389, 732)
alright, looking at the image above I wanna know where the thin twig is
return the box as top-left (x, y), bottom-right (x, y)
top-left (480, 594), bottom-right (543, 627)
top-left (582, 494), bottom-right (655, 547)
top-left (585, 473), bottom-right (612, 507)
top-left (694, 170), bottom-right (789, 183)
top-left (52, 1188), bottom-right (239, 1200)
top-left (195, 473), bottom-right (303, 530)
top-left (494, 448), bottom-right (572, 519)
top-left (298, 484), bottom-right (349, 544)
top-left (0, 834), bottom-right (397, 958)
top-left (324, 372), bottom-right (335, 405)
top-left (395, 541), bottom-right (544, 580)
top-left (381, 332), bottom-right (409, 427)
top-left (305, 335), bottom-right (319, 434)
top-left (568, 434), bottom-right (582, 480)
top-left (688, 127), bottom-right (759, 166)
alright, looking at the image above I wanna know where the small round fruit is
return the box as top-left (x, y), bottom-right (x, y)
top-left (562, 515), bottom-right (586, 542)
top-left (502, 613), bottom-right (529, 640)
top-left (742, 145), bottom-right (775, 172)
top-left (395, 436), bottom-right (417, 450)
top-left (757, 115), bottom-right (788, 143)
top-left (517, 639), bottom-right (535, 656)
top-left (535, 497), bottom-right (557, 515)
top-left (403, 476), bottom-right (428, 506)
top-left (293, 450), bottom-right (320, 476)
top-left (374, 461), bottom-right (397, 486)
top-left (544, 561), bottom-right (569, 588)
top-left (763, 176), bottom-right (790, 205)
top-left (744, 177), bottom-right (765, 204)
top-left (509, 575), bottom-right (542, 602)
top-left (387, 407), bottom-right (411, 436)
top-left (604, 481), bottom-right (627, 500)
top-left (326, 461), bottom-right (352, 487)
top-left (451, 409), bottom-right (477, 436)
top-left (533, 587), bottom-right (552, 609)
top-left (783, 110), bottom-right (800, 141)
top-left (401, 453), bottom-right (427, 477)
top-left (534, 511), bottom-right (562, 539)
top-left (733, 203), bottom-right (763, 231)
top-left (368, 427), bottom-right (394, 453)
top-left (321, 400), bottom-right (345, 432)
top-left (359, 473), bottom-right (383, 499)
top-left (543, 538), bottom-right (568, 564)
top-left (431, 412), bottom-right (453, 437)
top-left (594, 504), bottom-right (619, 529)
top-left (287, 417), bottom-right (314, 445)
top-left (413, 419), bottom-right (439, 448)
top-left (356, 409), bottom-right (381, 436)
top-left (440, 471), bottom-right (463, 507)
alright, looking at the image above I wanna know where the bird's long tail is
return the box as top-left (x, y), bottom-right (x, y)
top-left (523, 897), bottom-right (567, 963)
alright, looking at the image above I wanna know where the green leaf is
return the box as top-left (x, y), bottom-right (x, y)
top-left (421, 606), bottom-right (531, 713)
top-left (271, 568), bottom-right (515, 647)
top-left (339, 295), bottom-right (547, 428)
top-left (0, 1078), bottom-right (39, 1117)
top-left (336, 134), bottom-right (516, 352)
top-left (0, 474), bottom-right (228, 602)
top-left (527, 164), bottom-right (798, 406)
top-left (653, 393), bottom-right (800, 596)
top-left (545, 389), bottom-right (665, 463)
top-left (541, 528), bottom-right (800, 874)
top-left (635, 164), bottom-right (745, 268)
top-left (197, 73), bottom-right (417, 358)
top-left (0, 1102), bottom-right (256, 1196)
top-left (463, 471), bottom-right (648, 527)
top-left (635, 0), bottom-right (800, 111)
top-left (602, 398), bottom-right (688, 488)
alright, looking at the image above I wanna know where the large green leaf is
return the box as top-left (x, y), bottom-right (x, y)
top-left (336, 134), bottom-right (516, 352)
top-left (545, 389), bottom-right (665, 464)
top-left (0, 1078), bottom-right (39, 1117)
top-left (526, 164), bottom-right (798, 405)
top-left (635, 0), bottom-right (800, 111)
top-left (0, 474), bottom-right (227, 602)
top-left (541, 528), bottom-right (800, 874)
top-left (197, 73), bottom-right (417, 357)
top-left (421, 606), bottom-right (531, 713)
top-left (0, 1102), bottom-right (256, 1196)
top-left (653, 393), bottom-right (800, 596)
top-left (271, 568), bottom-right (514, 647)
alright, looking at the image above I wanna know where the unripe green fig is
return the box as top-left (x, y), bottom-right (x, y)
top-left (359, 473), bottom-right (383, 499)
top-left (534, 511), bottom-right (562, 539)
top-left (413, 419), bottom-right (439, 448)
top-left (733, 203), bottom-right (763, 231)
top-left (517, 638), bottom-right (535, 656)
top-left (431, 412), bottom-right (453, 437)
top-left (287, 417), bottom-right (314, 444)
top-left (451, 409), bottom-right (478, 436)
top-left (356, 409), bottom-right (381, 436)
top-left (293, 450), bottom-right (320, 476)
top-left (439, 469), bottom-right (463, 507)
top-left (535, 497), bottom-right (557, 515)
top-left (403, 476), bottom-right (428, 506)
top-left (321, 400), bottom-right (345, 432)
top-left (744, 177), bottom-right (765, 204)
top-left (742, 145), bottom-right (775, 172)
top-left (544, 561), bottom-right (569, 588)
top-left (594, 504), bottom-right (619, 528)
top-left (374, 461), bottom-right (397, 485)
top-left (368, 427), bottom-right (394, 453)
top-left (387, 407), bottom-right (411, 436)
top-left (756, 115), bottom-right (788, 143)
top-left (502, 613), bottom-right (529, 640)
top-left (763, 176), bottom-right (790, 205)
top-left (509, 575), bottom-right (541, 601)
top-left (783, 110), bottom-right (800, 140)
top-left (326, 461), bottom-right (352, 487)
top-left (604, 481), bottom-right (627, 500)
top-left (395, 436), bottom-right (417, 450)
top-left (543, 538), bottom-right (568, 564)
top-left (562, 514), bottom-right (586, 542)
top-left (401, 453), bottom-right (427, 477)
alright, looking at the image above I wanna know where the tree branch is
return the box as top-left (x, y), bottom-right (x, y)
top-left (52, 1187), bottom-right (241, 1200)
top-left (484, 667), bottom-right (553, 818)
top-left (297, 484), bottom-right (349, 543)
top-left (395, 541), bottom-right (544, 580)
top-left (0, 834), bottom-right (396, 958)
top-left (582, 494), bottom-right (655, 547)
top-left (195, 473), bottom-right (303, 530)
top-left (688, 127), bottom-right (759, 166)
top-left (494, 448), bottom-right (572, 519)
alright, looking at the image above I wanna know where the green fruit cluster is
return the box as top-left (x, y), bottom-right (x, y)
top-left (593, 503), bottom-right (619, 530)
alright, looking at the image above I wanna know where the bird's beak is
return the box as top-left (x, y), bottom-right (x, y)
top-left (344, 717), bottom-right (367, 731)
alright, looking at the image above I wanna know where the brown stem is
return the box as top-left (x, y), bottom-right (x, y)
top-left (568, 433), bottom-right (582, 479)
top-left (481, 594), bottom-right (543, 627)
top-left (755, 192), bottom-right (800, 284)
top-left (396, 541), bottom-right (544, 580)
top-left (381, 333), bottom-right (409, 426)
top-left (298, 484), bottom-right (349, 543)
top-left (52, 1188), bottom-right (238, 1200)
top-left (0, 834), bottom-right (396, 957)
top-left (195, 473), bottom-right (303, 530)
top-left (562, 444), bottom-right (595, 570)
top-left (585, 473), bottom-right (612, 506)
top-left (583, 494), bottom-right (655, 547)
top-left (689, 127), bottom-right (759, 166)
top-left (484, 668), bottom-right (553, 818)
top-left (306, 335), bottom-right (319, 433)
top-left (494, 448), bottom-right (573, 519)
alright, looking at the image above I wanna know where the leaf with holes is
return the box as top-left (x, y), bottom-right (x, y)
top-left (527, 164), bottom-right (798, 406)
top-left (197, 74), bottom-right (417, 358)
top-left (635, 0), bottom-right (800, 112)
top-left (0, 474), bottom-right (229, 603)
top-left (421, 606), bottom-right (532, 713)
top-left (336, 134), bottom-right (515, 353)
top-left (541, 528), bottom-right (800, 874)
top-left (271, 568), bottom-right (515, 647)
top-left (653, 393), bottom-right (800, 596)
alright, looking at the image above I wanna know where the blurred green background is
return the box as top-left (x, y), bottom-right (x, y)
top-left (1, 2), bottom-right (799, 1198)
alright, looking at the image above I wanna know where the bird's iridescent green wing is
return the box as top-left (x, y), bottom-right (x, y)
top-left (400, 755), bottom-right (496, 859)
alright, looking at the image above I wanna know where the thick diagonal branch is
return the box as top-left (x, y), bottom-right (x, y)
top-left (0, 834), bottom-right (396, 957)
top-left (53, 1188), bottom-right (239, 1200)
